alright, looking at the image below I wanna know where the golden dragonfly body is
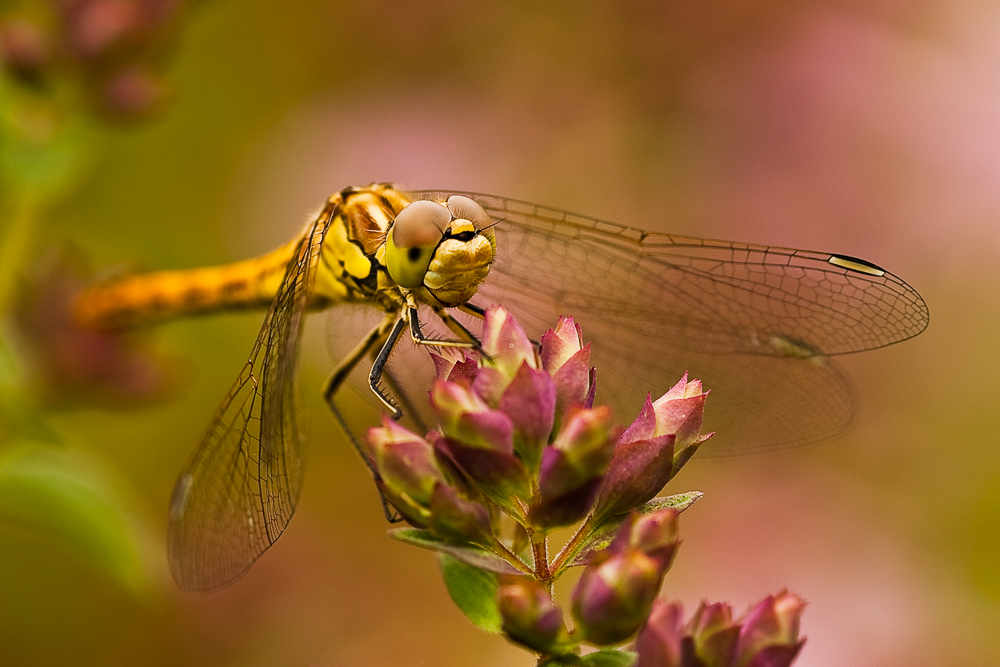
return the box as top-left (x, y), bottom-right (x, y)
top-left (74, 183), bottom-right (929, 591)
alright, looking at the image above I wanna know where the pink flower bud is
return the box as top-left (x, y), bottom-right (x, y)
top-left (479, 306), bottom-right (538, 384)
top-left (571, 548), bottom-right (663, 645)
top-left (540, 316), bottom-right (583, 374)
top-left (634, 600), bottom-right (685, 667)
top-left (735, 590), bottom-right (806, 667)
top-left (498, 577), bottom-right (568, 652)
top-left (366, 418), bottom-right (448, 522)
top-left (532, 406), bottom-right (616, 528)
top-left (427, 483), bottom-right (494, 546)
top-left (651, 374), bottom-right (711, 458)
top-left (687, 601), bottom-right (740, 664)
top-left (541, 317), bottom-right (592, 411)
top-left (431, 380), bottom-right (513, 453)
top-left (627, 509), bottom-right (680, 571)
top-left (498, 363), bottom-right (556, 468)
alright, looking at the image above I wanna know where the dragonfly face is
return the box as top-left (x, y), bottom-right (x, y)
top-left (74, 183), bottom-right (929, 591)
top-left (381, 195), bottom-right (496, 307)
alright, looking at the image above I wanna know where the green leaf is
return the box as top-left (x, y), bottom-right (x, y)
top-left (438, 553), bottom-right (502, 633)
top-left (563, 491), bottom-right (703, 568)
top-left (0, 442), bottom-right (158, 597)
top-left (579, 648), bottom-right (637, 666)
top-left (635, 491), bottom-right (703, 515)
top-left (389, 527), bottom-right (524, 574)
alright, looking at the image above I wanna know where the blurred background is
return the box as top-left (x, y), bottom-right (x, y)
top-left (0, 0), bottom-right (996, 665)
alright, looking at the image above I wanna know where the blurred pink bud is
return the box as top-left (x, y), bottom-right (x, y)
top-left (498, 577), bottom-right (568, 653)
top-left (626, 508), bottom-right (680, 572)
top-left (634, 600), bottom-right (685, 667)
top-left (15, 250), bottom-right (175, 407)
top-left (101, 66), bottom-right (166, 119)
top-left (687, 601), bottom-right (740, 664)
top-left (735, 590), bottom-right (806, 667)
top-left (0, 18), bottom-right (51, 78)
top-left (67, 0), bottom-right (142, 60)
top-left (572, 510), bottom-right (681, 645)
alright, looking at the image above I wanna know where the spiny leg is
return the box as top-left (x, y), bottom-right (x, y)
top-left (369, 314), bottom-right (408, 418)
top-left (407, 305), bottom-right (480, 349)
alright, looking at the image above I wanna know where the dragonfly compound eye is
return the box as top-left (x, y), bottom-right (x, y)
top-left (386, 200), bottom-right (451, 288)
top-left (446, 195), bottom-right (493, 239)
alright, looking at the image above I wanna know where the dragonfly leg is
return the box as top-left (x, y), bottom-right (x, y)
top-left (325, 399), bottom-right (401, 524)
top-left (322, 313), bottom-right (397, 404)
top-left (369, 315), bottom-right (408, 418)
top-left (322, 312), bottom-right (403, 524)
top-left (407, 305), bottom-right (480, 350)
top-left (380, 364), bottom-right (430, 435)
top-left (458, 301), bottom-right (486, 319)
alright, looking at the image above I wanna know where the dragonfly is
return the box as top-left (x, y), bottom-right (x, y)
top-left (73, 183), bottom-right (929, 591)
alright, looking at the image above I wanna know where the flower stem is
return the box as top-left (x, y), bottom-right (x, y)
top-left (550, 514), bottom-right (594, 574)
top-left (531, 532), bottom-right (550, 582)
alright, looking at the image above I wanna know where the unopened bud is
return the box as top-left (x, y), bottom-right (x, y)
top-left (498, 577), bottom-right (568, 653)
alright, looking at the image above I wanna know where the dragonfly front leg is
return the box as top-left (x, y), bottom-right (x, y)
top-left (408, 304), bottom-right (481, 350)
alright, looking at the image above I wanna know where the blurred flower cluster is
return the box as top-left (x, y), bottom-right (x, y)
top-left (0, 0), bottom-right (193, 119)
top-left (0, 1), bottom-right (197, 601)
top-left (367, 307), bottom-right (806, 665)
top-left (0, 1), bottom-right (195, 410)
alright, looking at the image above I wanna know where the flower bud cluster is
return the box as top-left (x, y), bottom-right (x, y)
top-left (635, 592), bottom-right (807, 667)
top-left (368, 307), bottom-right (737, 660)
top-left (0, 0), bottom-right (192, 119)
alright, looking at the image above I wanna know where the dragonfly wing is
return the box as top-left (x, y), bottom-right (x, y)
top-left (167, 213), bottom-right (330, 591)
top-left (411, 191), bottom-right (928, 454)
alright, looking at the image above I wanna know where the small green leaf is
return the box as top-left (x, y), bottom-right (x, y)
top-left (563, 491), bottom-right (702, 568)
top-left (635, 491), bottom-right (703, 515)
top-left (438, 553), bottom-right (502, 633)
top-left (389, 527), bottom-right (524, 574)
top-left (0, 442), bottom-right (158, 597)
top-left (579, 648), bottom-right (637, 667)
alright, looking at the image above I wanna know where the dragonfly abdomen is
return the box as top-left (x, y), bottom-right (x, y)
top-left (73, 241), bottom-right (297, 329)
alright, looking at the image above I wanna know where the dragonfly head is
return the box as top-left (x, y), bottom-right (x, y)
top-left (384, 195), bottom-right (496, 307)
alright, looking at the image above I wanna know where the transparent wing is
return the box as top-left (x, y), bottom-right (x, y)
top-left (167, 212), bottom-right (331, 591)
top-left (411, 191), bottom-right (929, 454)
